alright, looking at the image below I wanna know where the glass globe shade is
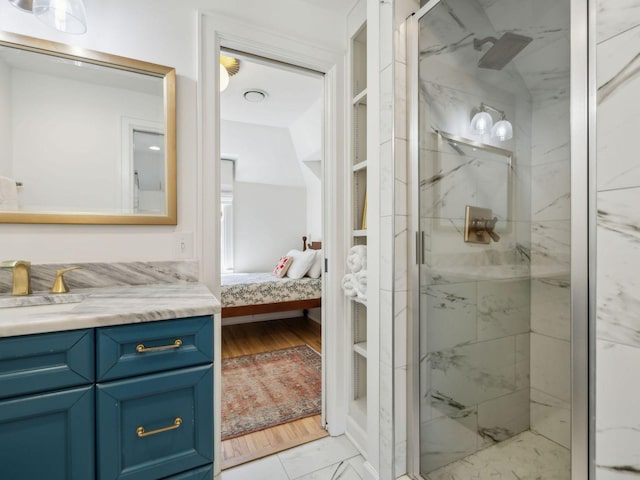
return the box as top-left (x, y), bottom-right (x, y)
top-left (33, 0), bottom-right (87, 34)
top-left (220, 65), bottom-right (229, 92)
top-left (491, 120), bottom-right (513, 141)
top-left (469, 111), bottom-right (493, 135)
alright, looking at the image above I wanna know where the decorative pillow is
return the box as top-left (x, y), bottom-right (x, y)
top-left (273, 256), bottom-right (293, 278)
top-left (285, 249), bottom-right (317, 279)
top-left (306, 250), bottom-right (323, 279)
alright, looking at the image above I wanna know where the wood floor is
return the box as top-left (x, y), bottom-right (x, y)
top-left (221, 318), bottom-right (327, 470)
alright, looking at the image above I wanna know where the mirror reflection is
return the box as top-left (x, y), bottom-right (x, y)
top-left (0, 32), bottom-right (176, 224)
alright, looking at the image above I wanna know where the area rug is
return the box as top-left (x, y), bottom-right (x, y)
top-left (221, 345), bottom-right (322, 440)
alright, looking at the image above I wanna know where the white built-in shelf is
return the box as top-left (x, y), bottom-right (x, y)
top-left (353, 342), bottom-right (367, 358)
top-left (352, 89), bottom-right (368, 105)
top-left (351, 396), bottom-right (368, 424)
top-left (353, 229), bottom-right (368, 237)
top-left (352, 160), bottom-right (368, 172)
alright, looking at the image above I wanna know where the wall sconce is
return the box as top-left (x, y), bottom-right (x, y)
top-left (469, 103), bottom-right (513, 141)
top-left (219, 54), bottom-right (240, 92)
top-left (9, 0), bottom-right (87, 34)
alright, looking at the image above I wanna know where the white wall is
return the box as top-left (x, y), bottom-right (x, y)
top-left (289, 99), bottom-right (323, 241)
top-left (301, 166), bottom-right (322, 241)
top-left (0, 58), bottom-right (11, 177)
top-left (233, 181), bottom-right (306, 272)
top-left (221, 120), bottom-right (304, 186)
top-left (0, 0), bottom-right (345, 264)
top-left (12, 69), bottom-right (162, 212)
top-left (221, 120), bottom-right (309, 271)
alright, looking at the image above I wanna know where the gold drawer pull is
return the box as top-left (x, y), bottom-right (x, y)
top-left (136, 339), bottom-right (182, 353)
top-left (137, 417), bottom-right (182, 438)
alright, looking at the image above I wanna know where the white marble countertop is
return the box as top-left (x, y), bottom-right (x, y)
top-left (0, 283), bottom-right (220, 338)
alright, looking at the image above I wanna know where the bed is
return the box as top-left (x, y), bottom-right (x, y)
top-left (221, 238), bottom-right (322, 318)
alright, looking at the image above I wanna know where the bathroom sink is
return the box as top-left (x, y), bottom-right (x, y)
top-left (0, 291), bottom-right (89, 310)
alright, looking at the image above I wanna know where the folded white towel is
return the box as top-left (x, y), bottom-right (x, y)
top-left (0, 176), bottom-right (18, 210)
top-left (341, 273), bottom-right (358, 297)
top-left (347, 245), bottom-right (367, 273)
top-left (355, 270), bottom-right (367, 300)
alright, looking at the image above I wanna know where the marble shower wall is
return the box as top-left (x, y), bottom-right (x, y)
top-left (596, 1), bottom-right (640, 477)
top-left (499, 0), bottom-right (572, 449)
top-left (416, 0), bottom-right (534, 473)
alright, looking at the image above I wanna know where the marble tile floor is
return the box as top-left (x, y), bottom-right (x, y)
top-left (222, 435), bottom-right (366, 480)
top-left (424, 430), bottom-right (570, 480)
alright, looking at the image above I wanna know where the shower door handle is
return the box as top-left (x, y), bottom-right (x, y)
top-left (416, 231), bottom-right (425, 265)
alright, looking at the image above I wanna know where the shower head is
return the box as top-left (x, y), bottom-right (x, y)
top-left (473, 32), bottom-right (533, 70)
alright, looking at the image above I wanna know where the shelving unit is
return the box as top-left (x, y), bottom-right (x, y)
top-left (346, 20), bottom-right (369, 449)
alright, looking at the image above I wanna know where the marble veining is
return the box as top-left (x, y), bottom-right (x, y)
top-left (597, 188), bottom-right (640, 348)
top-left (425, 430), bottom-right (570, 479)
top-left (0, 283), bottom-right (219, 338)
top-left (0, 260), bottom-right (198, 294)
top-left (596, 340), bottom-right (640, 474)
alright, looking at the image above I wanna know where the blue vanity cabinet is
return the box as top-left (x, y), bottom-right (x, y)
top-left (0, 329), bottom-right (95, 480)
top-left (0, 314), bottom-right (215, 480)
top-left (164, 464), bottom-right (215, 479)
top-left (96, 315), bottom-right (215, 480)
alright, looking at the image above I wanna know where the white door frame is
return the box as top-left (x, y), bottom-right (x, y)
top-left (197, 11), bottom-right (348, 479)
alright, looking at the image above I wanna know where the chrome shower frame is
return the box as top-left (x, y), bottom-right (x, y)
top-left (405, 0), bottom-right (595, 477)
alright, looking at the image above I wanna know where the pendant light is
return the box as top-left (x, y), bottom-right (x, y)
top-left (8, 0), bottom-right (33, 12)
top-left (32, 0), bottom-right (87, 35)
top-left (219, 54), bottom-right (240, 92)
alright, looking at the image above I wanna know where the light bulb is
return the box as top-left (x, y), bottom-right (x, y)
top-left (220, 65), bottom-right (229, 92)
top-left (469, 111), bottom-right (493, 135)
top-left (491, 120), bottom-right (513, 141)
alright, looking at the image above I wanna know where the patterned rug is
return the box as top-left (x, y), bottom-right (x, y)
top-left (221, 345), bottom-right (322, 440)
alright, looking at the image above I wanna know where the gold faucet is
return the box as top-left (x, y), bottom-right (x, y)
top-left (0, 260), bottom-right (32, 296)
top-left (50, 267), bottom-right (82, 294)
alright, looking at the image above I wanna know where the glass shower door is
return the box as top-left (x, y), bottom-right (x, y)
top-left (414, 0), bottom-right (571, 478)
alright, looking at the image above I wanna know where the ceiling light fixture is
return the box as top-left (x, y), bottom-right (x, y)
top-left (8, 0), bottom-right (88, 34)
top-left (219, 54), bottom-right (240, 92)
top-left (149, 146), bottom-right (161, 151)
top-left (469, 103), bottom-right (513, 141)
top-left (243, 89), bottom-right (268, 102)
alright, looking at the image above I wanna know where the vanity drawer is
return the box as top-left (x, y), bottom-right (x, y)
top-left (97, 364), bottom-right (214, 480)
top-left (96, 316), bottom-right (213, 381)
top-left (163, 464), bottom-right (213, 479)
top-left (0, 329), bottom-right (94, 399)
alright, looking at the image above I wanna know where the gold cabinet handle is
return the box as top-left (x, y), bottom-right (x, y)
top-left (136, 339), bottom-right (182, 353)
top-left (136, 417), bottom-right (182, 438)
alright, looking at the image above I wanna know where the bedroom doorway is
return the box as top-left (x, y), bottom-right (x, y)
top-left (217, 49), bottom-right (327, 469)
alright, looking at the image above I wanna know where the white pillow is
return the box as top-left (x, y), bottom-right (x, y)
top-left (285, 249), bottom-right (316, 279)
top-left (306, 250), bottom-right (323, 279)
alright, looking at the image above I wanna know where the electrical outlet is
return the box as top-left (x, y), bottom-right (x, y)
top-left (173, 231), bottom-right (194, 259)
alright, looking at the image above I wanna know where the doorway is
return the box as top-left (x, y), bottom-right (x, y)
top-left (218, 50), bottom-right (327, 469)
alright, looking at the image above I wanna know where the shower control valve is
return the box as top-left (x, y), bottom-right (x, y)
top-left (464, 206), bottom-right (501, 244)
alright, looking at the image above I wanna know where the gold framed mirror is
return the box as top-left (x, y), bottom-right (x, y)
top-left (0, 31), bottom-right (176, 224)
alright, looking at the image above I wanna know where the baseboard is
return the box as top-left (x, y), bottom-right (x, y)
top-left (221, 310), bottom-right (303, 326)
top-left (307, 307), bottom-right (322, 324)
